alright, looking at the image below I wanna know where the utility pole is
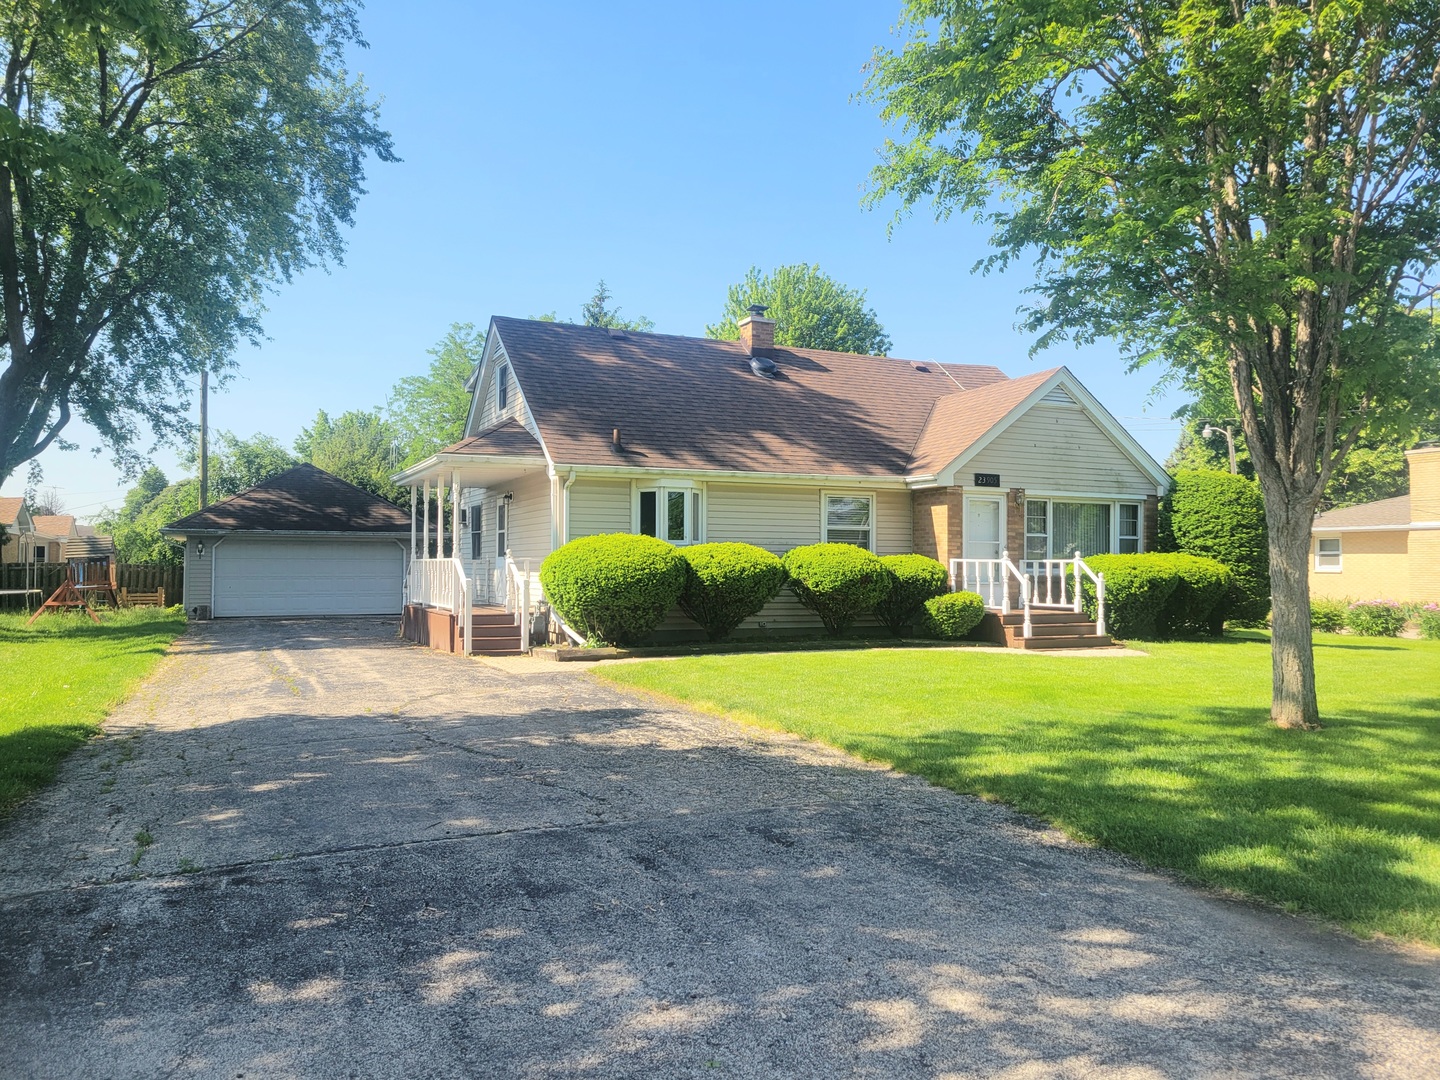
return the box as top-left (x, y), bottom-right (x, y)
top-left (198, 368), bottom-right (209, 508)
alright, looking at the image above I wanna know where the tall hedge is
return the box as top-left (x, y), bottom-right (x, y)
top-left (1160, 470), bottom-right (1270, 625)
top-left (539, 533), bottom-right (686, 646)
top-left (1082, 553), bottom-right (1233, 640)
top-left (781, 543), bottom-right (891, 636)
top-left (678, 542), bottom-right (786, 641)
top-left (875, 554), bottom-right (950, 636)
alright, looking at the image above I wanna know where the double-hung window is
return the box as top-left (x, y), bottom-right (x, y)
top-left (1024, 500), bottom-right (1049, 560)
top-left (639, 487), bottom-right (701, 544)
top-left (823, 494), bottom-right (873, 550)
top-left (496, 364), bottom-right (510, 410)
top-left (470, 506), bottom-right (484, 559)
top-left (1315, 536), bottom-right (1342, 571)
top-left (1118, 504), bottom-right (1141, 553)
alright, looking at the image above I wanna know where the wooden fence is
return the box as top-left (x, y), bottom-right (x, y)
top-left (0, 562), bottom-right (183, 611)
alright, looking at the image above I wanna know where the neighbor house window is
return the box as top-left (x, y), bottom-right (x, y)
top-left (496, 501), bottom-right (508, 558)
top-left (1315, 536), bottom-right (1342, 572)
top-left (1024, 500), bottom-right (1049, 560)
top-left (496, 364), bottom-right (510, 409)
top-left (823, 494), bottom-right (873, 550)
top-left (1118, 503), bottom-right (1141, 553)
top-left (33, 545), bottom-right (46, 563)
top-left (638, 486), bottom-right (701, 544)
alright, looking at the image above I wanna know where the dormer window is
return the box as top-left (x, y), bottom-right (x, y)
top-left (497, 364), bottom-right (510, 409)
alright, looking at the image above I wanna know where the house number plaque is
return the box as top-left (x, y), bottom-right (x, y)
top-left (973, 472), bottom-right (1001, 488)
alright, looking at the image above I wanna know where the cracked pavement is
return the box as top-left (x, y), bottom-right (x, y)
top-left (1, 617), bottom-right (1438, 1079)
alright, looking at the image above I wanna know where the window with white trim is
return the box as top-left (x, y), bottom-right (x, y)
top-left (823, 494), bottom-right (873, 550)
top-left (1315, 536), bottom-right (1342, 571)
top-left (638, 487), bottom-right (701, 544)
top-left (496, 364), bottom-right (510, 410)
top-left (1024, 499), bottom-right (1049, 559)
top-left (470, 506), bottom-right (484, 559)
top-left (496, 501), bottom-right (508, 558)
top-left (1118, 503), bottom-right (1141, 553)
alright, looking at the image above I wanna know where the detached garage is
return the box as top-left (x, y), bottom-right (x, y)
top-left (163, 464), bottom-right (411, 619)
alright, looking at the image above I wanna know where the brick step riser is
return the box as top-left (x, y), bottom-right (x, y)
top-left (1012, 636), bottom-right (1114, 650)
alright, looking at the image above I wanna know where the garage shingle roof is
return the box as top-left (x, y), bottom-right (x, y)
top-left (1312, 495), bottom-right (1412, 530)
top-left (164, 464), bottom-right (411, 534)
top-left (493, 318), bottom-right (1011, 477)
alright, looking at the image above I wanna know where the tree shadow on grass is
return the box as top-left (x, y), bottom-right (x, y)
top-left (851, 696), bottom-right (1440, 942)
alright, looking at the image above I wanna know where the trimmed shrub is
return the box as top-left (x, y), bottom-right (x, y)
top-left (1155, 553), bottom-right (1233, 637)
top-left (1161, 470), bottom-right (1270, 625)
top-left (677, 542), bottom-right (786, 641)
top-left (1419, 604), bottom-right (1440, 641)
top-left (922, 591), bottom-right (986, 640)
top-left (781, 543), bottom-right (891, 637)
top-left (1346, 600), bottom-right (1407, 638)
top-left (1310, 597), bottom-right (1350, 633)
top-left (875, 554), bottom-right (951, 636)
top-left (539, 533), bottom-right (686, 646)
top-left (1081, 554), bottom-right (1180, 640)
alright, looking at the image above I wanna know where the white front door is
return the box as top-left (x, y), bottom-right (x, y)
top-left (963, 495), bottom-right (1005, 560)
top-left (492, 500), bottom-right (509, 604)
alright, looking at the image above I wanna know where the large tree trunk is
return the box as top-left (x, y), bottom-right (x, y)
top-left (1263, 496), bottom-right (1322, 729)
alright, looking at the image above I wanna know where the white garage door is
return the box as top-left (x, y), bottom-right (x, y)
top-left (213, 538), bottom-right (403, 617)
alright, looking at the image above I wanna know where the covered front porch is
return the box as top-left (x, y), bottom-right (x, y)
top-left (391, 423), bottom-right (552, 655)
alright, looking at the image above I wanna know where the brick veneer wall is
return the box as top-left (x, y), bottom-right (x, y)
top-left (1005, 490), bottom-right (1025, 559)
top-left (912, 487), bottom-right (964, 567)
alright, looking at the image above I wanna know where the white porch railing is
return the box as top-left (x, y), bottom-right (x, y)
top-left (503, 552), bottom-right (544, 652)
top-left (950, 550), bottom-right (1107, 640)
top-left (407, 556), bottom-right (473, 654)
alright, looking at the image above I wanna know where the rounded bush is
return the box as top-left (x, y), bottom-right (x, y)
top-left (1419, 603), bottom-right (1440, 641)
top-left (1161, 470), bottom-right (1270, 625)
top-left (781, 543), bottom-right (891, 637)
top-left (1346, 600), bottom-right (1407, 638)
top-left (1155, 553), bottom-right (1233, 637)
top-left (1081, 554), bottom-right (1180, 640)
top-left (1310, 597), bottom-right (1350, 633)
top-left (922, 591), bottom-right (985, 640)
top-left (539, 533), bottom-right (686, 646)
top-left (677, 542), bottom-right (786, 641)
top-left (875, 554), bottom-right (950, 637)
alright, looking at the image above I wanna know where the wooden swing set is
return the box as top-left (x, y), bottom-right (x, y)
top-left (26, 537), bottom-right (120, 625)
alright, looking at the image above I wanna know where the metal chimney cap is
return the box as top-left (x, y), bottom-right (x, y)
top-left (746, 303), bottom-right (770, 318)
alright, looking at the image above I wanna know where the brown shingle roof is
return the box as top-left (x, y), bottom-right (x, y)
top-left (493, 318), bottom-right (1010, 477)
top-left (907, 370), bottom-right (1060, 476)
top-left (163, 464), bottom-right (411, 534)
top-left (31, 514), bottom-right (76, 537)
top-left (1312, 495), bottom-right (1412, 530)
top-left (0, 497), bottom-right (22, 527)
top-left (62, 535), bottom-right (115, 560)
top-left (440, 419), bottom-right (545, 458)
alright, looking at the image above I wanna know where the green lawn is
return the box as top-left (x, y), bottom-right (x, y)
top-left (598, 633), bottom-right (1440, 946)
top-left (0, 607), bottom-right (186, 815)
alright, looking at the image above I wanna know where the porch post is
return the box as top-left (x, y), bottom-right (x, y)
top-left (450, 472), bottom-right (460, 562)
top-left (437, 477), bottom-right (446, 559)
top-left (422, 479), bottom-right (430, 560)
top-left (409, 485), bottom-right (417, 560)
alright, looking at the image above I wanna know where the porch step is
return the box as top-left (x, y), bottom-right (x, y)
top-left (999, 610), bottom-right (1088, 626)
top-left (994, 610), bottom-right (1115, 649)
top-left (1012, 633), bottom-right (1114, 650)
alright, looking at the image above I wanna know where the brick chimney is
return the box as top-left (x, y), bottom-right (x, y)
top-left (737, 303), bottom-right (775, 354)
top-left (1406, 445), bottom-right (1440, 521)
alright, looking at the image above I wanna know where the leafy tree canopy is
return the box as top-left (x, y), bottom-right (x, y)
top-left (0, 0), bottom-right (394, 488)
top-left (865, 0), bottom-right (1440, 728)
top-left (706, 265), bottom-right (892, 355)
top-left (388, 323), bottom-right (484, 468)
top-left (296, 409), bottom-right (403, 503)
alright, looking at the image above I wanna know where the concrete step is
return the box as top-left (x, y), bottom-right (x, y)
top-left (1013, 634), bottom-right (1115, 650)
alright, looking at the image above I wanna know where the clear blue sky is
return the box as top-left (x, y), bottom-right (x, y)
top-left (3, 0), bottom-right (1186, 519)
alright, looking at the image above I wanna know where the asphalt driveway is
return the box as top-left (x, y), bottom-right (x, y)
top-left (1, 619), bottom-right (1437, 1079)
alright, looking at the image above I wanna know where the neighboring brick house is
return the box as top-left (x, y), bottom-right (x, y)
top-left (1309, 446), bottom-right (1440, 603)
top-left (391, 313), bottom-right (1170, 649)
top-left (0, 500), bottom-right (77, 563)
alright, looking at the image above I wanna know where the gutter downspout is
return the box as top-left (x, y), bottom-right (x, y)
top-left (562, 469), bottom-right (577, 546)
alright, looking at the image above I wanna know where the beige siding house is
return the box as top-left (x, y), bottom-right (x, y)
top-left (1309, 446), bottom-right (1440, 603)
top-left (393, 314), bottom-right (1170, 650)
